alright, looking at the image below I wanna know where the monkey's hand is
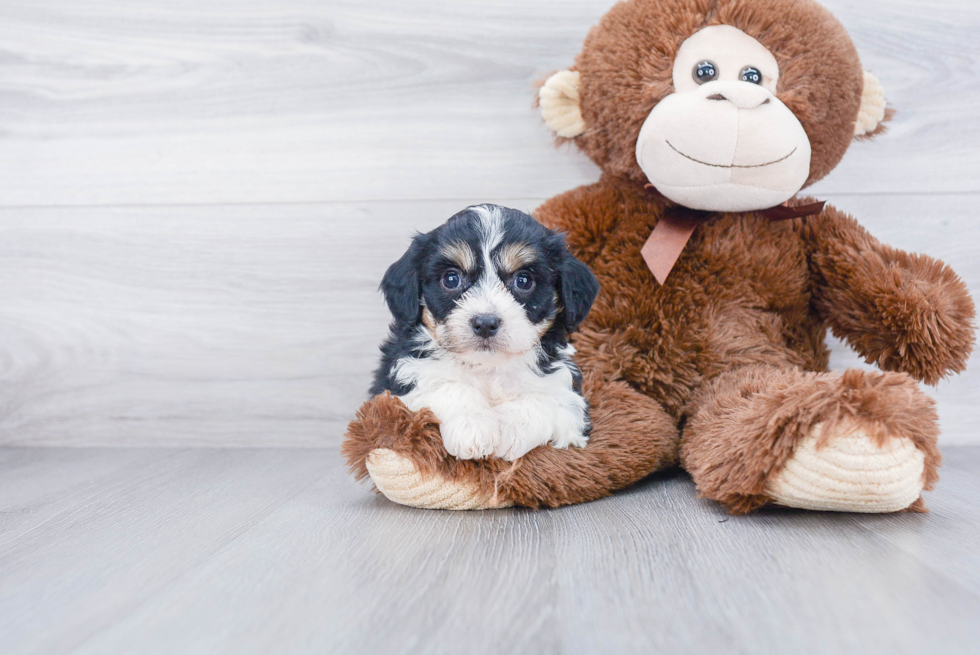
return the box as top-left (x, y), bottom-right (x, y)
top-left (805, 205), bottom-right (976, 385)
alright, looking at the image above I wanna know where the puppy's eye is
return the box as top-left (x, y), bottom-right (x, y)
top-left (441, 269), bottom-right (462, 290)
top-left (740, 66), bottom-right (762, 84)
top-left (513, 272), bottom-right (534, 292)
top-left (693, 61), bottom-right (718, 84)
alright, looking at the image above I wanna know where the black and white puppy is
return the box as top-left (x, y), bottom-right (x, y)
top-left (371, 204), bottom-right (600, 461)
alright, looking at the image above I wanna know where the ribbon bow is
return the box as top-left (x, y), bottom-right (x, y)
top-left (639, 185), bottom-right (825, 285)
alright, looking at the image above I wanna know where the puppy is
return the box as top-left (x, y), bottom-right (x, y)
top-left (370, 204), bottom-right (600, 461)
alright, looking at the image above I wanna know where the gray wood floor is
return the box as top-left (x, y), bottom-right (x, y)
top-left (0, 446), bottom-right (977, 655)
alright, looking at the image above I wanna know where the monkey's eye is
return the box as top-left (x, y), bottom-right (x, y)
top-left (513, 272), bottom-right (535, 292)
top-left (441, 269), bottom-right (462, 290)
top-left (693, 61), bottom-right (718, 84)
top-left (740, 67), bottom-right (763, 84)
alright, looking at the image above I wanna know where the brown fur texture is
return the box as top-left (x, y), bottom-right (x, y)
top-left (802, 205), bottom-right (975, 385)
top-left (343, 0), bottom-right (975, 513)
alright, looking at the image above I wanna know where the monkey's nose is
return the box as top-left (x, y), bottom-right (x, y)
top-left (471, 314), bottom-right (501, 338)
top-left (703, 82), bottom-right (773, 110)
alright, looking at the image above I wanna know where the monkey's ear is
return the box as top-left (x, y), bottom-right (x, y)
top-left (539, 70), bottom-right (586, 138)
top-left (854, 71), bottom-right (890, 139)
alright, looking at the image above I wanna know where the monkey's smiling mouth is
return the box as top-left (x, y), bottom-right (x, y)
top-left (666, 141), bottom-right (797, 169)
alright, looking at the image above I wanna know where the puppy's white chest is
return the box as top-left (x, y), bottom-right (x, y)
top-left (460, 366), bottom-right (534, 405)
top-left (396, 355), bottom-right (589, 461)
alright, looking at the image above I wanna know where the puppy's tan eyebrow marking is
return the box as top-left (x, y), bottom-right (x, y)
top-left (497, 242), bottom-right (537, 273)
top-left (440, 241), bottom-right (476, 271)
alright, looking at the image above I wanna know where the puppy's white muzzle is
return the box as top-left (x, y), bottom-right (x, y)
top-left (441, 280), bottom-right (539, 363)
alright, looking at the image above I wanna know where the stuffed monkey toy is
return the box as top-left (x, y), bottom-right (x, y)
top-left (344, 0), bottom-right (975, 514)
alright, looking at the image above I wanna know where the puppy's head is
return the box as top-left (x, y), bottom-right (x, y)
top-left (381, 204), bottom-right (599, 364)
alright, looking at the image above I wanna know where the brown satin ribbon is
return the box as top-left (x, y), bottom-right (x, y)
top-left (640, 185), bottom-right (825, 285)
top-left (758, 200), bottom-right (827, 221)
top-left (641, 213), bottom-right (700, 285)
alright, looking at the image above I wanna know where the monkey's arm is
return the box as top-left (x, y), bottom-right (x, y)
top-left (802, 204), bottom-right (975, 385)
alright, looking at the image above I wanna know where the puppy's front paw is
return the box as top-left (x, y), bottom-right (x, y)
top-left (554, 430), bottom-right (589, 450)
top-left (493, 401), bottom-right (553, 460)
top-left (550, 409), bottom-right (589, 450)
top-left (440, 412), bottom-right (499, 460)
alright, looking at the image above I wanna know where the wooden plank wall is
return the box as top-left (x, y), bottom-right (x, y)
top-left (0, 0), bottom-right (977, 446)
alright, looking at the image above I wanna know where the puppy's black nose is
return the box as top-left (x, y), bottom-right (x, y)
top-left (471, 314), bottom-right (501, 338)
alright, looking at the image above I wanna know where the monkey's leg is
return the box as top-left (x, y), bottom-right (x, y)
top-left (342, 374), bottom-right (679, 510)
top-left (680, 365), bottom-right (942, 514)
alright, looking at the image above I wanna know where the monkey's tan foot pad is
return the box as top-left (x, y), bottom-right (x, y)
top-left (365, 448), bottom-right (514, 510)
top-left (764, 424), bottom-right (926, 513)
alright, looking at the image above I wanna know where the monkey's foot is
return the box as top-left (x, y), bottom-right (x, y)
top-left (764, 421), bottom-right (926, 513)
top-left (365, 449), bottom-right (513, 510)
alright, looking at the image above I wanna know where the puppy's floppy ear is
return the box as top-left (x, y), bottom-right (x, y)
top-left (556, 248), bottom-right (599, 333)
top-left (380, 234), bottom-right (429, 325)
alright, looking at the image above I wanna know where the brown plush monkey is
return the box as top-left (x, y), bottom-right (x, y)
top-left (344, 0), bottom-right (975, 514)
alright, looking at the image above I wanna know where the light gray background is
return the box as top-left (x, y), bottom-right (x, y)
top-left (0, 0), bottom-right (977, 447)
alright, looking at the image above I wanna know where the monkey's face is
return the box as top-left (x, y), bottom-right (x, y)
top-left (537, 0), bottom-right (889, 214)
top-left (634, 26), bottom-right (811, 212)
